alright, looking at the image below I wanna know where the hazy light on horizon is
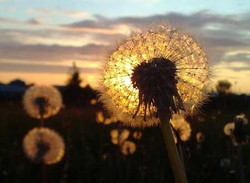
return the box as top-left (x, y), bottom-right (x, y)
top-left (0, 0), bottom-right (250, 94)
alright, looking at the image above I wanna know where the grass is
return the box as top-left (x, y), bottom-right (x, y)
top-left (0, 94), bottom-right (250, 183)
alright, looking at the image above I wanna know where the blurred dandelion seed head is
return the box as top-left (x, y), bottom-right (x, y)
top-left (110, 129), bottom-right (136, 155)
top-left (121, 141), bottom-right (136, 156)
top-left (23, 85), bottom-right (63, 119)
top-left (133, 131), bottom-right (142, 140)
top-left (90, 98), bottom-right (97, 105)
top-left (235, 113), bottom-right (248, 125)
top-left (110, 129), bottom-right (130, 145)
top-left (196, 131), bottom-right (204, 143)
top-left (224, 122), bottom-right (235, 136)
top-left (96, 111), bottom-right (118, 125)
top-left (171, 115), bottom-right (191, 142)
top-left (224, 114), bottom-right (249, 146)
top-left (96, 111), bottom-right (105, 123)
top-left (23, 127), bottom-right (65, 165)
top-left (99, 26), bottom-right (209, 127)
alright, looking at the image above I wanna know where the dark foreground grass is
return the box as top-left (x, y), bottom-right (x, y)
top-left (0, 95), bottom-right (250, 183)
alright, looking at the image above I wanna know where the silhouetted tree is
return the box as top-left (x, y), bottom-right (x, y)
top-left (216, 80), bottom-right (232, 95)
top-left (9, 79), bottom-right (26, 87)
top-left (63, 62), bottom-right (97, 108)
top-left (67, 62), bottom-right (82, 89)
top-left (64, 62), bottom-right (83, 107)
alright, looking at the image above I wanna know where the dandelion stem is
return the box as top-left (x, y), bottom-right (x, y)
top-left (177, 142), bottom-right (186, 173)
top-left (40, 163), bottom-right (46, 183)
top-left (159, 112), bottom-right (187, 183)
top-left (40, 114), bottom-right (44, 127)
top-left (238, 144), bottom-right (246, 183)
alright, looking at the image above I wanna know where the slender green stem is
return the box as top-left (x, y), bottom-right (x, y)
top-left (159, 112), bottom-right (187, 183)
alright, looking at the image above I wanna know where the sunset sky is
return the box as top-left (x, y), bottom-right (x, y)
top-left (0, 0), bottom-right (250, 94)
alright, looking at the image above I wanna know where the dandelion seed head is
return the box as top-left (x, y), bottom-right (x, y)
top-left (23, 85), bottom-right (62, 119)
top-left (99, 26), bottom-right (209, 127)
top-left (131, 57), bottom-right (184, 120)
top-left (23, 127), bottom-right (65, 165)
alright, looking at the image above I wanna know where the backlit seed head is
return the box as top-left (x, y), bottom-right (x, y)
top-left (133, 131), bottom-right (142, 140)
top-left (171, 115), bottom-right (191, 143)
top-left (110, 129), bottom-right (130, 145)
top-left (121, 141), bottom-right (136, 156)
top-left (196, 132), bottom-right (205, 143)
top-left (235, 114), bottom-right (248, 125)
top-left (23, 85), bottom-right (63, 119)
top-left (224, 114), bottom-right (249, 146)
top-left (99, 26), bottom-right (209, 127)
top-left (23, 127), bottom-right (65, 165)
top-left (224, 122), bottom-right (235, 136)
top-left (131, 58), bottom-right (184, 120)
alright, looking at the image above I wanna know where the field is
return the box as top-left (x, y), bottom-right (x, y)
top-left (0, 91), bottom-right (250, 183)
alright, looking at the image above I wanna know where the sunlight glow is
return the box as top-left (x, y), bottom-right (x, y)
top-left (100, 26), bottom-right (209, 127)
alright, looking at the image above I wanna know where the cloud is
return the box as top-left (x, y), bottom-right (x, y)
top-left (0, 17), bottom-right (20, 24)
top-left (229, 66), bottom-right (250, 72)
top-left (28, 8), bottom-right (88, 18)
top-left (0, 28), bottom-right (110, 47)
top-left (1, 10), bottom-right (250, 90)
top-left (64, 10), bottom-right (88, 18)
top-left (0, 43), bottom-right (111, 62)
top-left (0, 61), bottom-right (97, 74)
top-left (0, 16), bottom-right (44, 26)
top-left (27, 8), bottom-right (55, 15)
top-left (26, 18), bottom-right (42, 25)
top-left (63, 11), bottom-right (250, 65)
top-left (222, 51), bottom-right (250, 63)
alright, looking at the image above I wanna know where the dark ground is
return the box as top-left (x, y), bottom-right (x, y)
top-left (0, 87), bottom-right (250, 183)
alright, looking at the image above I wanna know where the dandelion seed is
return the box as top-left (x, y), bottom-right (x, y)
top-left (23, 85), bottom-right (62, 119)
top-left (23, 127), bottom-right (65, 165)
top-left (99, 26), bottom-right (209, 127)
